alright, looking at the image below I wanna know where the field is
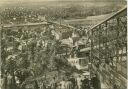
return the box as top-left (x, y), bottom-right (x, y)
top-left (0, 0), bottom-right (126, 25)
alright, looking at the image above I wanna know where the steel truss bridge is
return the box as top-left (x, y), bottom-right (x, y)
top-left (0, 6), bottom-right (127, 89)
top-left (84, 6), bottom-right (127, 89)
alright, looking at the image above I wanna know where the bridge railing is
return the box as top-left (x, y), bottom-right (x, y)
top-left (88, 7), bottom-right (127, 88)
top-left (89, 6), bottom-right (127, 89)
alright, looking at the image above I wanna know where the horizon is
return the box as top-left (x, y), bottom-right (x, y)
top-left (0, 0), bottom-right (126, 9)
top-left (0, 0), bottom-right (126, 2)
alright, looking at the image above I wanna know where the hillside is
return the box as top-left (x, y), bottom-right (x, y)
top-left (61, 13), bottom-right (115, 27)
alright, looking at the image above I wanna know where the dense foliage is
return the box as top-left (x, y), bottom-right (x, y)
top-left (1, 25), bottom-right (78, 88)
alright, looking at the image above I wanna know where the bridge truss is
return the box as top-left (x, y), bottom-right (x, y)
top-left (89, 7), bottom-right (127, 89)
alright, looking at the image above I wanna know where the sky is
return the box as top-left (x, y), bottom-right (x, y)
top-left (1, 0), bottom-right (126, 2)
top-left (0, 0), bottom-right (126, 7)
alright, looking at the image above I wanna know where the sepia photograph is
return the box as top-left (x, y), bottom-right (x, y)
top-left (0, 0), bottom-right (127, 89)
